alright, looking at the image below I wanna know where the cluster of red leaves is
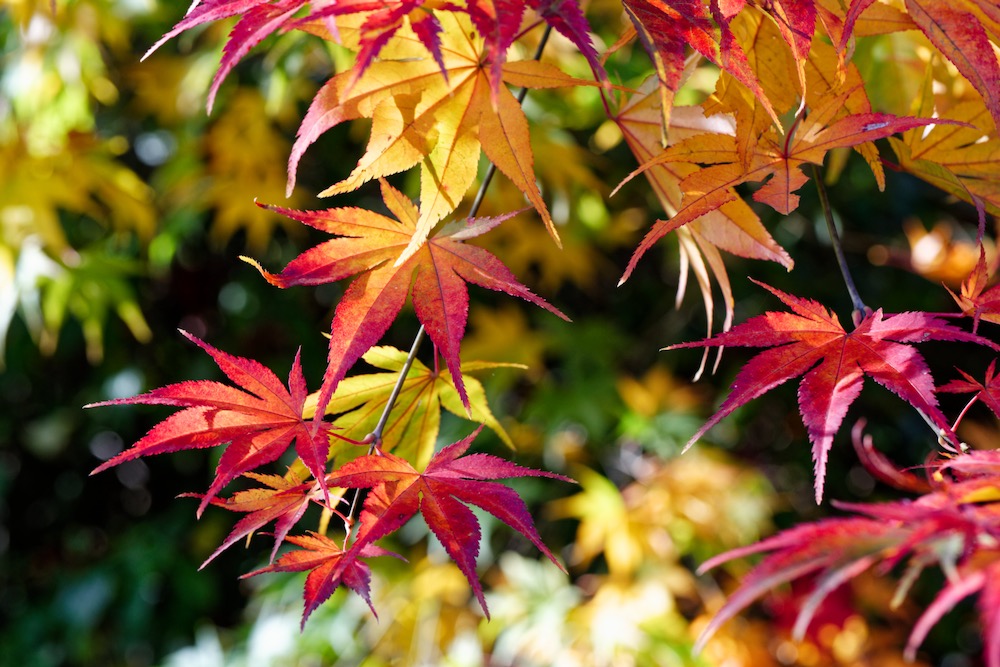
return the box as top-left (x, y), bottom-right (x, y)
top-left (89, 332), bottom-right (571, 621)
top-left (670, 269), bottom-right (1000, 664)
top-left (696, 424), bottom-right (1000, 667)
top-left (145, 0), bottom-right (605, 114)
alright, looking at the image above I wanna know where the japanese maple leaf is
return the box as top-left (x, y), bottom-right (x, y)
top-left (192, 471), bottom-right (330, 567)
top-left (245, 179), bottom-right (567, 423)
top-left (667, 280), bottom-right (999, 502)
top-left (939, 360), bottom-right (1000, 421)
top-left (844, 0), bottom-right (1000, 131)
top-left (617, 91), bottom-right (952, 282)
top-left (316, 345), bottom-right (521, 470)
top-left (287, 10), bottom-right (596, 255)
top-left (322, 427), bottom-right (574, 617)
top-left (947, 247), bottom-right (1000, 332)
top-left (144, 0), bottom-right (306, 113)
top-left (86, 330), bottom-right (332, 512)
top-left (243, 532), bottom-right (399, 623)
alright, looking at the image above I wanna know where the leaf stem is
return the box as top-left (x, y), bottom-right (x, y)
top-left (811, 164), bottom-right (867, 320)
top-left (367, 325), bottom-right (426, 451)
top-left (340, 23), bottom-right (555, 538)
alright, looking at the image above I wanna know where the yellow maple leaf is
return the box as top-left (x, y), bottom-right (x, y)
top-left (302, 345), bottom-right (522, 471)
top-left (287, 11), bottom-right (598, 263)
top-left (204, 89), bottom-right (308, 251)
top-left (889, 64), bottom-right (1000, 219)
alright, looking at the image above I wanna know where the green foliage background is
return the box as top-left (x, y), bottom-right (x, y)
top-left (1, 1), bottom-right (990, 666)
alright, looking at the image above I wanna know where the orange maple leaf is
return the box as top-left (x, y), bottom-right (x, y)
top-left (617, 90), bottom-right (952, 283)
top-left (287, 11), bottom-right (596, 262)
top-left (245, 179), bottom-right (567, 422)
top-left (947, 246), bottom-right (1000, 332)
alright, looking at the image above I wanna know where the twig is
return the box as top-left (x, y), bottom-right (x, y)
top-left (338, 24), bottom-right (555, 538)
top-left (811, 164), bottom-right (867, 320)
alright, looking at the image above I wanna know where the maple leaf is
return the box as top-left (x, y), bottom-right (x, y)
top-left (939, 360), bottom-right (1000, 421)
top-left (144, 0), bottom-right (307, 114)
top-left (86, 330), bottom-right (333, 512)
top-left (287, 11), bottom-right (597, 255)
top-left (243, 532), bottom-right (399, 623)
top-left (191, 470), bottom-right (331, 567)
top-left (946, 247), bottom-right (1000, 334)
top-left (315, 345), bottom-right (521, 470)
top-left (323, 427), bottom-right (573, 617)
top-left (617, 91), bottom-right (953, 283)
top-left (245, 179), bottom-right (567, 422)
top-left (844, 0), bottom-right (1000, 131)
top-left (667, 280), bottom-right (999, 502)
top-left (614, 76), bottom-right (793, 355)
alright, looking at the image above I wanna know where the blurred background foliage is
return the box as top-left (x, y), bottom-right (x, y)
top-left (1, 1), bottom-right (993, 666)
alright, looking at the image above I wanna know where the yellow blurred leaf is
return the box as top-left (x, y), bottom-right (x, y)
top-left (204, 89), bottom-right (307, 251)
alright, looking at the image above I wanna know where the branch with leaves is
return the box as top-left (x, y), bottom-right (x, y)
top-left (84, 0), bottom-right (1000, 664)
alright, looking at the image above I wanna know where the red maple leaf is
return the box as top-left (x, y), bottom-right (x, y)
top-left (87, 330), bottom-right (333, 511)
top-left (322, 426), bottom-right (573, 617)
top-left (939, 359), bottom-right (1000, 422)
top-left (191, 471), bottom-right (329, 567)
top-left (144, 0), bottom-right (305, 113)
top-left (245, 179), bottom-right (567, 421)
top-left (243, 532), bottom-right (399, 623)
top-left (668, 280), bottom-right (999, 502)
top-left (697, 462), bottom-right (1000, 667)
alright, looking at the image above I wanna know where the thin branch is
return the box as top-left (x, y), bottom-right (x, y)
top-left (338, 24), bottom-right (556, 538)
top-left (368, 325), bottom-right (425, 450)
top-left (811, 164), bottom-right (867, 320)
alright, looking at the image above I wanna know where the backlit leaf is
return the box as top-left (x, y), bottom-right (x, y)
top-left (246, 180), bottom-right (566, 422)
top-left (667, 281), bottom-right (999, 502)
top-left (87, 330), bottom-right (333, 511)
top-left (323, 427), bottom-right (573, 618)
